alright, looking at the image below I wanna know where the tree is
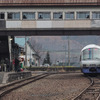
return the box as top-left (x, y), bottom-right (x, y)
top-left (29, 38), bottom-right (42, 56)
top-left (42, 58), bottom-right (46, 65)
top-left (43, 51), bottom-right (51, 65)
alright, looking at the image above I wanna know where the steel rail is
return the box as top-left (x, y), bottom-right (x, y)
top-left (0, 73), bottom-right (47, 90)
top-left (96, 94), bottom-right (100, 100)
top-left (0, 73), bottom-right (50, 99)
top-left (72, 76), bottom-right (100, 100)
top-left (72, 76), bottom-right (94, 100)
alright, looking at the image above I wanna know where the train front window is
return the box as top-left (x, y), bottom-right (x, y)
top-left (82, 49), bottom-right (92, 60)
top-left (93, 49), bottom-right (100, 59)
top-left (82, 48), bottom-right (100, 60)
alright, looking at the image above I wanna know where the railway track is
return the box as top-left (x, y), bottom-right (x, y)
top-left (72, 76), bottom-right (100, 100)
top-left (0, 72), bottom-right (50, 99)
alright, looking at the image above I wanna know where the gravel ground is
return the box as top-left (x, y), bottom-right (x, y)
top-left (1, 73), bottom-right (90, 100)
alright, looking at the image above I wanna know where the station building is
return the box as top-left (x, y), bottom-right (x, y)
top-left (15, 37), bottom-right (40, 67)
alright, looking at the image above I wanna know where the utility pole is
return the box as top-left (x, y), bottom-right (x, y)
top-left (25, 36), bottom-right (27, 66)
top-left (68, 36), bottom-right (70, 66)
top-left (30, 37), bottom-right (32, 67)
top-left (64, 36), bottom-right (67, 66)
top-left (65, 45), bottom-right (67, 66)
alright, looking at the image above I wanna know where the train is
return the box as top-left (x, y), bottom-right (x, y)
top-left (80, 44), bottom-right (100, 74)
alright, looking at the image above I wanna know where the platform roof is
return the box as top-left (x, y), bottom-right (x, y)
top-left (0, 0), bottom-right (100, 7)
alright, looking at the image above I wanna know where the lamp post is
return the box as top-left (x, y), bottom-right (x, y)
top-left (8, 36), bottom-right (13, 72)
top-left (9, 36), bottom-right (13, 63)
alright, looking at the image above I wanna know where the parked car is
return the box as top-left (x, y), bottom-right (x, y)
top-left (44, 64), bottom-right (50, 67)
top-left (40, 65), bottom-right (43, 67)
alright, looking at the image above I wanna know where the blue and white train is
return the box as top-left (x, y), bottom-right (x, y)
top-left (80, 44), bottom-right (100, 74)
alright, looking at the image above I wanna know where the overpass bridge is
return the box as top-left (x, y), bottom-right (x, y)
top-left (0, 0), bottom-right (99, 67)
top-left (0, 0), bottom-right (100, 35)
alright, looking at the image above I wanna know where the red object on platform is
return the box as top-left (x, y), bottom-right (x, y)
top-left (12, 59), bottom-right (15, 64)
top-left (20, 68), bottom-right (23, 71)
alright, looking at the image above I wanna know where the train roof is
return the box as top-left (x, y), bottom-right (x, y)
top-left (81, 44), bottom-right (100, 51)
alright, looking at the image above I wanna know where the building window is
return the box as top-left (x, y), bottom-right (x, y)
top-left (0, 13), bottom-right (5, 19)
top-left (53, 12), bottom-right (63, 19)
top-left (8, 12), bottom-right (20, 20)
top-left (92, 12), bottom-right (100, 19)
top-left (22, 12), bottom-right (35, 20)
top-left (77, 12), bottom-right (90, 19)
top-left (38, 12), bottom-right (51, 20)
top-left (65, 12), bottom-right (74, 20)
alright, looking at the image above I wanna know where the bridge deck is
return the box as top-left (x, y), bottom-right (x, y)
top-left (0, 28), bottom-right (100, 36)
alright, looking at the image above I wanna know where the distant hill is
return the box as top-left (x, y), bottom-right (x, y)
top-left (30, 36), bottom-right (100, 51)
top-left (16, 36), bottom-right (100, 66)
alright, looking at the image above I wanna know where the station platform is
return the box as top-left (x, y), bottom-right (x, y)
top-left (0, 71), bottom-right (32, 84)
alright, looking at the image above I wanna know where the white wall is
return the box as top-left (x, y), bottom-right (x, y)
top-left (26, 43), bottom-right (39, 67)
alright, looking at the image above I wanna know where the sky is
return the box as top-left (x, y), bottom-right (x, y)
top-left (15, 37), bottom-right (29, 47)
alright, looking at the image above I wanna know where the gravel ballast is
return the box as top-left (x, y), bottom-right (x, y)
top-left (1, 73), bottom-right (90, 100)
